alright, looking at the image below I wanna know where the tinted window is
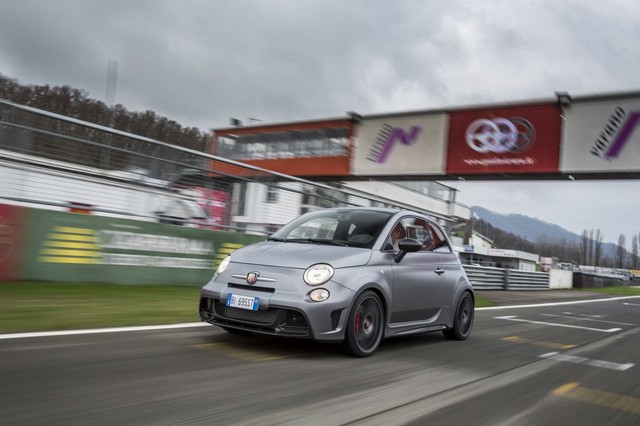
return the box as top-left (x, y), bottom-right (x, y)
top-left (385, 217), bottom-right (451, 252)
top-left (272, 209), bottom-right (393, 248)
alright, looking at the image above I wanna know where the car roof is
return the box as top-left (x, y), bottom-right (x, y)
top-left (328, 207), bottom-right (436, 222)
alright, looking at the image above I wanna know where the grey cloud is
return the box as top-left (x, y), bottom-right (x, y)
top-left (1, 0), bottom-right (640, 239)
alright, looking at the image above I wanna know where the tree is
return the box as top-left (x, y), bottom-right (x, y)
top-left (0, 72), bottom-right (212, 162)
top-left (594, 229), bottom-right (603, 267)
top-left (616, 234), bottom-right (627, 268)
top-left (581, 229), bottom-right (589, 265)
top-left (631, 235), bottom-right (638, 270)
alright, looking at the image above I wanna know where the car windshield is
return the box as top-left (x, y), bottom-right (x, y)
top-left (269, 209), bottom-right (394, 248)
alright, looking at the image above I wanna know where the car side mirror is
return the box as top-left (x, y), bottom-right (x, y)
top-left (394, 238), bottom-right (422, 263)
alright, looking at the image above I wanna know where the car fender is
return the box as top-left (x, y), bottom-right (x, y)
top-left (444, 276), bottom-right (475, 327)
top-left (343, 277), bottom-right (392, 321)
top-left (451, 274), bottom-right (474, 303)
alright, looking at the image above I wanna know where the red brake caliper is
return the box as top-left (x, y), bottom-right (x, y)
top-left (355, 310), bottom-right (361, 335)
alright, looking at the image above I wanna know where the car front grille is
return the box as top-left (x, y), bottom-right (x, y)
top-left (222, 305), bottom-right (279, 324)
top-left (199, 297), bottom-right (310, 337)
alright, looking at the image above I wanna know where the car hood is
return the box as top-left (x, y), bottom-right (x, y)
top-left (229, 241), bottom-right (372, 269)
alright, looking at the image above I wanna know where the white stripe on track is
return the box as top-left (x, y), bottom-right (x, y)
top-left (0, 322), bottom-right (209, 340)
top-left (1, 295), bottom-right (639, 340)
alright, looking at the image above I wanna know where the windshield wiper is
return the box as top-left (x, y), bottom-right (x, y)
top-left (267, 237), bottom-right (286, 242)
top-left (308, 238), bottom-right (348, 246)
top-left (284, 238), bottom-right (348, 246)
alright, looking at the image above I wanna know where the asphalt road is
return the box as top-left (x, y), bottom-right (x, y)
top-left (1, 291), bottom-right (639, 425)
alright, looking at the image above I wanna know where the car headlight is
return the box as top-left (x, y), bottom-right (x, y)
top-left (216, 256), bottom-right (231, 275)
top-left (303, 263), bottom-right (334, 286)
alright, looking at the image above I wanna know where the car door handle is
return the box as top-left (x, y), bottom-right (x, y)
top-left (434, 268), bottom-right (445, 275)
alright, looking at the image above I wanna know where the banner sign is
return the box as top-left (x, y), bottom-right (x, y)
top-left (353, 114), bottom-right (448, 175)
top-left (561, 97), bottom-right (640, 173)
top-left (446, 104), bottom-right (561, 175)
top-left (22, 209), bottom-right (265, 285)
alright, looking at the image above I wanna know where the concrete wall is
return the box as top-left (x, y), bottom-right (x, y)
top-left (572, 272), bottom-right (630, 289)
top-left (549, 269), bottom-right (573, 289)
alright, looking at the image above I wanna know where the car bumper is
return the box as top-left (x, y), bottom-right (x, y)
top-left (199, 270), bottom-right (356, 341)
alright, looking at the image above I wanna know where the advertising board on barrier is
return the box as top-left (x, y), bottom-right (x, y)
top-left (446, 104), bottom-right (562, 175)
top-left (352, 114), bottom-right (448, 176)
top-left (20, 208), bottom-right (265, 285)
top-left (561, 96), bottom-right (640, 173)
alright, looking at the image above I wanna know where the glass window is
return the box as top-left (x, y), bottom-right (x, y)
top-left (385, 217), bottom-right (451, 253)
top-left (215, 127), bottom-right (350, 160)
top-left (266, 185), bottom-right (278, 203)
top-left (272, 209), bottom-right (392, 248)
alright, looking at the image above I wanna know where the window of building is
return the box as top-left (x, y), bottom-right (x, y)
top-left (266, 185), bottom-right (279, 203)
top-left (215, 127), bottom-right (350, 160)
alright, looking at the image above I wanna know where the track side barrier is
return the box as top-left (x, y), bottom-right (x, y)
top-left (2, 204), bottom-right (265, 285)
top-left (463, 265), bottom-right (549, 290)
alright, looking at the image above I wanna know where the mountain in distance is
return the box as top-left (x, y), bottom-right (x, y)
top-left (470, 206), bottom-right (621, 260)
top-left (471, 206), bottom-right (581, 244)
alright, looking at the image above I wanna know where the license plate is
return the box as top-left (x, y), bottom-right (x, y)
top-left (226, 293), bottom-right (259, 311)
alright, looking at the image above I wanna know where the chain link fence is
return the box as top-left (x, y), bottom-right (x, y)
top-left (0, 99), bottom-right (460, 235)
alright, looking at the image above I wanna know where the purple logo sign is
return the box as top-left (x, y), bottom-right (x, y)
top-left (591, 108), bottom-right (640, 159)
top-left (367, 124), bottom-right (422, 163)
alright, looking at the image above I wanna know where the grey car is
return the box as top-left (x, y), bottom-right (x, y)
top-left (199, 207), bottom-right (474, 357)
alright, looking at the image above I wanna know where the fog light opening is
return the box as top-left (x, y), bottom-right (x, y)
top-left (309, 288), bottom-right (330, 302)
top-left (285, 311), bottom-right (307, 327)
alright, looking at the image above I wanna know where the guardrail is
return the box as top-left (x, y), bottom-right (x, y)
top-left (0, 99), bottom-right (458, 235)
top-left (463, 265), bottom-right (549, 290)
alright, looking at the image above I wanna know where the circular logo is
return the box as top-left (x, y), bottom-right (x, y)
top-left (465, 117), bottom-right (536, 154)
top-left (246, 272), bottom-right (260, 285)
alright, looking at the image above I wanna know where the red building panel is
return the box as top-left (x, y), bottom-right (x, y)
top-left (446, 103), bottom-right (562, 175)
top-left (0, 204), bottom-right (26, 282)
top-left (211, 119), bottom-right (354, 178)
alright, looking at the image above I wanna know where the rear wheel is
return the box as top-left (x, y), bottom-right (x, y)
top-left (342, 291), bottom-right (384, 357)
top-left (443, 291), bottom-right (474, 340)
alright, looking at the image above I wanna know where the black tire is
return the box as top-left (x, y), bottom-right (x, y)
top-left (221, 326), bottom-right (252, 336)
top-left (342, 291), bottom-right (384, 357)
top-left (443, 291), bottom-right (474, 340)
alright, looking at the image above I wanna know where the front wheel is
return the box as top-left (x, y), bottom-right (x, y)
top-left (342, 291), bottom-right (384, 357)
top-left (443, 291), bottom-right (474, 340)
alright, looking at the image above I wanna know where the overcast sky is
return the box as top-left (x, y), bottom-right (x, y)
top-left (1, 0), bottom-right (639, 244)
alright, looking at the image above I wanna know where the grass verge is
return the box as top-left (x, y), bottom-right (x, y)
top-left (0, 282), bottom-right (201, 334)
top-left (474, 293), bottom-right (493, 308)
top-left (582, 286), bottom-right (640, 296)
top-left (0, 282), bottom-right (496, 334)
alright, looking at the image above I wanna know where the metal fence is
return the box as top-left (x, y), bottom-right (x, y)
top-left (463, 265), bottom-right (549, 290)
top-left (0, 99), bottom-right (456, 234)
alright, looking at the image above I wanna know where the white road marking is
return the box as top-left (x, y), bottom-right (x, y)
top-left (495, 316), bottom-right (622, 333)
top-left (0, 322), bottom-right (209, 340)
top-left (562, 311), bottom-right (602, 318)
top-left (1, 295), bottom-right (639, 341)
top-left (541, 351), bottom-right (634, 371)
top-left (623, 302), bottom-right (640, 307)
top-left (477, 295), bottom-right (640, 311)
top-left (541, 313), bottom-right (637, 327)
